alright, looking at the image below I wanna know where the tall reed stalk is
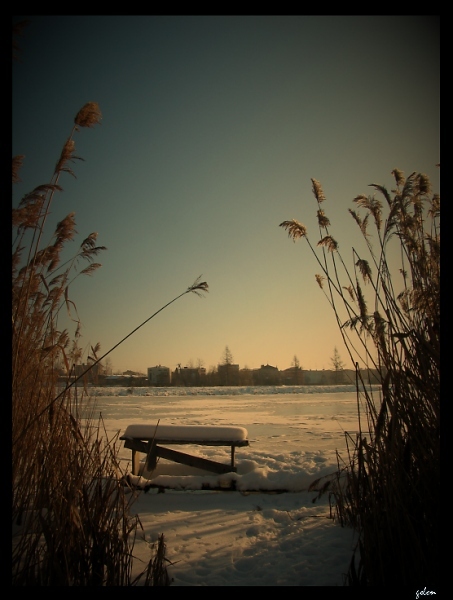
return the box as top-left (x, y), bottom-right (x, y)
top-left (12, 97), bottom-right (208, 584)
top-left (280, 168), bottom-right (440, 587)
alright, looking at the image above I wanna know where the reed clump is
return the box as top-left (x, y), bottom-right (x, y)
top-left (12, 102), bottom-right (170, 585)
top-left (280, 168), bottom-right (440, 587)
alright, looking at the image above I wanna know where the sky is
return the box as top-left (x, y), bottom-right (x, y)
top-left (12, 15), bottom-right (440, 374)
top-left (91, 386), bottom-right (368, 586)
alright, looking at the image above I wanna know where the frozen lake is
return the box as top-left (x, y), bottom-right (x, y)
top-left (79, 385), bottom-right (379, 482)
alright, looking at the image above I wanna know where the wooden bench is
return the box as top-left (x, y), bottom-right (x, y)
top-left (120, 423), bottom-right (249, 476)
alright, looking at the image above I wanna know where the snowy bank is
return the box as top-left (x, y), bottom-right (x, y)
top-left (87, 384), bottom-right (381, 397)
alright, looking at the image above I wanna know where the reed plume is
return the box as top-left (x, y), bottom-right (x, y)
top-left (281, 167), bottom-right (440, 587)
top-left (11, 99), bottom-right (173, 584)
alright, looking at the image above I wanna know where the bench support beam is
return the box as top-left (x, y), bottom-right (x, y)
top-left (123, 438), bottom-right (238, 475)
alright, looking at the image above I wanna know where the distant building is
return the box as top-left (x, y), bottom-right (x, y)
top-left (239, 367), bottom-right (254, 386)
top-left (252, 364), bottom-right (280, 386)
top-left (281, 366), bottom-right (304, 385)
top-left (217, 363), bottom-right (240, 386)
top-left (171, 366), bottom-right (206, 387)
top-left (148, 365), bottom-right (171, 386)
top-left (104, 374), bottom-right (129, 386)
top-left (302, 370), bottom-right (326, 385)
top-left (123, 370), bottom-right (148, 386)
top-left (73, 362), bottom-right (100, 385)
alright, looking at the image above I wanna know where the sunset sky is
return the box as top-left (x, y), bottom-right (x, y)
top-left (12, 15), bottom-right (440, 374)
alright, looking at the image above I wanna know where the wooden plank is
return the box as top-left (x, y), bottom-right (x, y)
top-left (154, 445), bottom-right (235, 474)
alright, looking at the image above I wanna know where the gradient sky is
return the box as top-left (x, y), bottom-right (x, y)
top-left (12, 15), bottom-right (440, 374)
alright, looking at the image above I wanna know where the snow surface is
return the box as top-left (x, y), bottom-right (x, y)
top-left (93, 385), bottom-right (378, 585)
top-left (121, 423), bottom-right (249, 442)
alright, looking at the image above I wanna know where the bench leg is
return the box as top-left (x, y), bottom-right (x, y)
top-left (231, 446), bottom-right (236, 471)
top-left (132, 449), bottom-right (141, 476)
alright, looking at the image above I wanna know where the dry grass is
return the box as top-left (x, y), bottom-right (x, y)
top-left (12, 23), bottom-right (209, 584)
top-left (12, 101), bottom-right (170, 585)
top-left (281, 168), bottom-right (440, 586)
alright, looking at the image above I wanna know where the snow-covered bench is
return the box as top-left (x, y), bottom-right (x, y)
top-left (120, 423), bottom-right (249, 476)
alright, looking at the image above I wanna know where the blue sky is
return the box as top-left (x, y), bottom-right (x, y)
top-left (12, 15), bottom-right (440, 374)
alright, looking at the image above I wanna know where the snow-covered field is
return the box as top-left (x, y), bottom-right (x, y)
top-left (90, 385), bottom-right (378, 586)
top-left (90, 383), bottom-right (368, 396)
